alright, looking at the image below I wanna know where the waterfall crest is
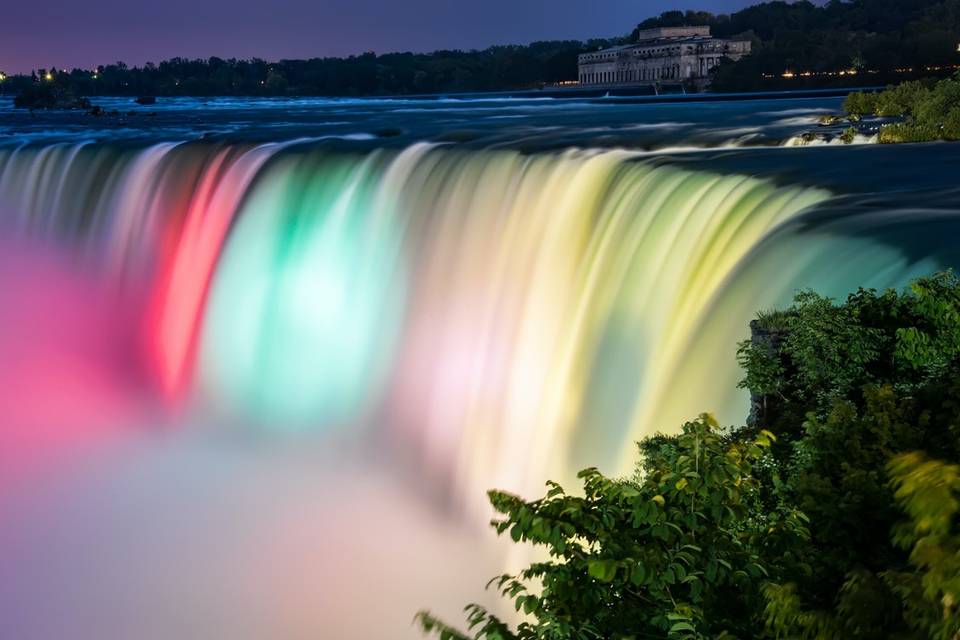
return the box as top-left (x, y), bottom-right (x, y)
top-left (0, 141), bottom-right (870, 500)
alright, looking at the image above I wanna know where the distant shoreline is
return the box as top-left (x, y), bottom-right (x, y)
top-left (1, 86), bottom-right (877, 108)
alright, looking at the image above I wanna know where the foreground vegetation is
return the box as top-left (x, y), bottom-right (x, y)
top-left (418, 272), bottom-right (960, 639)
top-left (3, 0), bottom-right (958, 98)
top-left (844, 72), bottom-right (960, 142)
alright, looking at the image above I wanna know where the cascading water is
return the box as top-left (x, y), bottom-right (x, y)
top-left (0, 141), bottom-right (840, 494)
top-left (2, 137), bottom-right (958, 639)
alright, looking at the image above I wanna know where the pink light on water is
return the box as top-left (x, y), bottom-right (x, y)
top-left (0, 239), bottom-right (154, 487)
top-left (143, 145), bottom-right (278, 405)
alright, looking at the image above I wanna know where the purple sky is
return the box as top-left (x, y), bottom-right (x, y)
top-left (2, 0), bottom-right (765, 73)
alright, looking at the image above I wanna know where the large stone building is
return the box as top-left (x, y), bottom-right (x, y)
top-left (577, 26), bottom-right (752, 90)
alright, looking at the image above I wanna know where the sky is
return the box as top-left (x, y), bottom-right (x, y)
top-left (0, 0), bottom-right (769, 73)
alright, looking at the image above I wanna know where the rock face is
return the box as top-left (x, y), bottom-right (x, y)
top-left (14, 84), bottom-right (91, 110)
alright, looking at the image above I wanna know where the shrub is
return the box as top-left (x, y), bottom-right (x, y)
top-left (421, 274), bottom-right (960, 640)
top-left (417, 416), bottom-right (809, 640)
top-left (843, 91), bottom-right (879, 116)
top-left (850, 75), bottom-right (960, 142)
top-left (740, 273), bottom-right (960, 637)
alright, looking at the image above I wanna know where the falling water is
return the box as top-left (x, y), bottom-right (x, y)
top-left (0, 141), bottom-right (840, 493)
top-left (3, 138), bottom-right (960, 639)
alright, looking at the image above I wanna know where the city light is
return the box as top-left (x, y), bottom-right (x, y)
top-left (44, 71), bottom-right (53, 81)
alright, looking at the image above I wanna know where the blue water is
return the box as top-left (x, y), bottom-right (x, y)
top-left (1, 93), bottom-right (853, 147)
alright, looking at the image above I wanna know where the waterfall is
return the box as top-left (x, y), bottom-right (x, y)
top-left (2, 140), bottom-right (950, 504)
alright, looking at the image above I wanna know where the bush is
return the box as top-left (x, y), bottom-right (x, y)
top-left (738, 272), bottom-right (960, 637)
top-left (848, 74), bottom-right (960, 142)
top-left (843, 91), bottom-right (879, 116)
top-left (417, 416), bottom-right (809, 640)
top-left (878, 122), bottom-right (943, 143)
top-left (422, 274), bottom-right (960, 640)
top-left (873, 80), bottom-right (933, 117)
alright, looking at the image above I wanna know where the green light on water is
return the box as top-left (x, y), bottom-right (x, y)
top-left (197, 153), bottom-right (405, 429)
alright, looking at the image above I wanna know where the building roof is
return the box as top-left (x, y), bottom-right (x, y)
top-left (579, 33), bottom-right (748, 61)
top-left (634, 26), bottom-right (711, 42)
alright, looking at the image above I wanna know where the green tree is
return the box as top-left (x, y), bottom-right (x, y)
top-left (417, 416), bottom-right (809, 640)
top-left (845, 73), bottom-right (960, 142)
top-left (886, 452), bottom-right (960, 640)
top-left (421, 273), bottom-right (960, 640)
top-left (739, 273), bottom-right (960, 638)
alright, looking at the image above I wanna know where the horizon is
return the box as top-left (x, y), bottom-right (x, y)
top-left (1, 0), bottom-right (769, 74)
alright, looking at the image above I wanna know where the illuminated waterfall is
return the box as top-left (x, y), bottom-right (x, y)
top-left (1, 140), bottom-right (946, 504)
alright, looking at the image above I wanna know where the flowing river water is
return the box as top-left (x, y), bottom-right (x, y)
top-left (1, 93), bottom-right (958, 639)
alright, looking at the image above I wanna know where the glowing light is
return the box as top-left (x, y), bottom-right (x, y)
top-left (197, 153), bottom-right (406, 428)
top-left (5, 141), bottom-right (949, 508)
top-left (144, 146), bottom-right (277, 404)
top-left (44, 72), bottom-right (53, 81)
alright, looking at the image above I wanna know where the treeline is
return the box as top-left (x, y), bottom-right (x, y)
top-left (641, 0), bottom-right (960, 91)
top-left (419, 273), bottom-right (960, 640)
top-left (1, 0), bottom-right (958, 98)
top-left (0, 40), bottom-right (620, 98)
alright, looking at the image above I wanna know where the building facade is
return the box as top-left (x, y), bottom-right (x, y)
top-left (578, 26), bottom-right (752, 90)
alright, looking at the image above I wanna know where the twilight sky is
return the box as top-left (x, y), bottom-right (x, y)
top-left (2, 0), bottom-right (765, 73)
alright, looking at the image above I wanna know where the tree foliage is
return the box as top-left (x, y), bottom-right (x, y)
top-left (417, 416), bottom-right (808, 640)
top-left (4, 41), bottom-right (618, 99)
top-left (739, 272), bottom-right (960, 637)
top-left (5, 1), bottom-right (960, 97)
top-left (845, 73), bottom-right (960, 142)
top-left (423, 273), bottom-right (960, 640)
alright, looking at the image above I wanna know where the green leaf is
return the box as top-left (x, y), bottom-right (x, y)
top-left (621, 485), bottom-right (641, 498)
top-left (631, 563), bottom-right (647, 586)
top-left (587, 559), bottom-right (618, 583)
